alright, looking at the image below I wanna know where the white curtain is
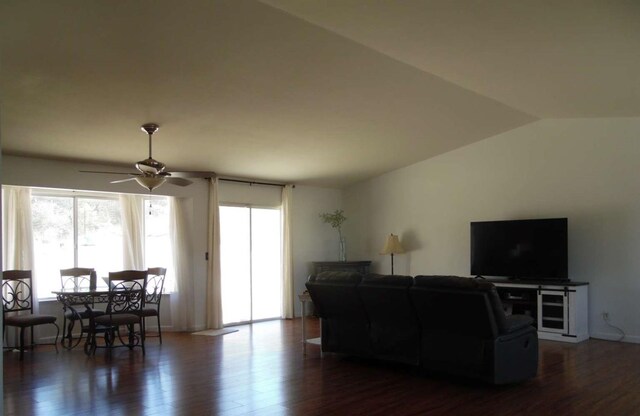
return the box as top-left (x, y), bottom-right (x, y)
top-left (2, 186), bottom-right (35, 273)
top-left (169, 197), bottom-right (195, 331)
top-left (119, 194), bottom-right (145, 269)
top-left (2, 186), bottom-right (38, 346)
top-left (205, 177), bottom-right (223, 329)
top-left (281, 184), bottom-right (295, 319)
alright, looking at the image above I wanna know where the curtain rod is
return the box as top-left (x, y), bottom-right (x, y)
top-left (219, 178), bottom-right (292, 188)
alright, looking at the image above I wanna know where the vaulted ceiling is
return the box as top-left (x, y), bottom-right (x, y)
top-left (1, 1), bottom-right (638, 187)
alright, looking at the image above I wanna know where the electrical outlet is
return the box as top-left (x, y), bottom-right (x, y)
top-left (602, 312), bottom-right (609, 320)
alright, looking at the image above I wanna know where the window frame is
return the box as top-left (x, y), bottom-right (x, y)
top-left (28, 187), bottom-right (173, 299)
top-left (142, 195), bottom-right (175, 293)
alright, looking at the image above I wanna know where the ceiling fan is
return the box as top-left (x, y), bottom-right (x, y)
top-left (82, 123), bottom-right (215, 191)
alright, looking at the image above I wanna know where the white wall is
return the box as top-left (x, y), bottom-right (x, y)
top-left (291, 185), bottom-right (344, 314)
top-left (344, 118), bottom-right (640, 343)
top-left (2, 155), bottom-right (342, 333)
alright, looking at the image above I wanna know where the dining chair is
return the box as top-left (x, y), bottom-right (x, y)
top-left (139, 267), bottom-right (167, 344)
top-left (59, 268), bottom-right (104, 349)
top-left (85, 270), bottom-right (147, 356)
top-left (2, 270), bottom-right (60, 360)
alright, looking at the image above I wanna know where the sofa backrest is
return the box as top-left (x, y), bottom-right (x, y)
top-left (306, 271), bottom-right (364, 318)
top-left (358, 274), bottom-right (419, 364)
top-left (358, 274), bottom-right (415, 324)
top-left (410, 275), bottom-right (507, 338)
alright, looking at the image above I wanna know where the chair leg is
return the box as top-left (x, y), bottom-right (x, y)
top-left (140, 322), bottom-right (145, 355)
top-left (128, 324), bottom-right (135, 349)
top-left (84, 332), bottom-right (92, 356)
top-left (52, 322), bottom-right (60, 353)
top-left (61, 315), bottom-right (67, 346)
top-left (65, 319), bottom-right (73, 348)
top-left (157, 314), bottom-right (162, 344)
top-left (19, 327), bottom-right (25, 361)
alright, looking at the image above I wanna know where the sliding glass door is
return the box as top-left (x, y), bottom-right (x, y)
top-left (220, 205), bottom-right (282, 325)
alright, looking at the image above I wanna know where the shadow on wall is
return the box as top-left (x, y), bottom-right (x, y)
top-left (400, 230), bottom-right (422, 276)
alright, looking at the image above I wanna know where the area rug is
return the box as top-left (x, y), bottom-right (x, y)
top-left (191, 328), bottom-right (239, 337)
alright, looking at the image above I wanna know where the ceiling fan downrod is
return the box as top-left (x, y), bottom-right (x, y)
top-left (141, 123), bottom-right (159, 159)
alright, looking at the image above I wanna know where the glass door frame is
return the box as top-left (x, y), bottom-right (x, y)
top-left (219, 203), bottom-right (282, 326)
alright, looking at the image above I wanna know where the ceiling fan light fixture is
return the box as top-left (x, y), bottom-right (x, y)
top-left (135, 175), bottom-right (166, 191)
top-left (136, 158), bottom-right (166, 174)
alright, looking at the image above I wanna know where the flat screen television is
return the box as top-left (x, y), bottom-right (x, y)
top-left (470, 218), bottom-right (568, 281)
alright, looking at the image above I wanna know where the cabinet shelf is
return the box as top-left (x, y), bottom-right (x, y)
top-left (491, 280), bottom-right (589, 343)
top-left (541, 317), bottom-right (564, 322)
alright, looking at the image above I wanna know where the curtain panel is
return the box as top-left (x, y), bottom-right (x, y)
top-left (2, 186), bottom-right (38, 344)
top-left (169, 197), bottom-right (195, 331)
top-left (281, 184), bottom-right (295, 319)
top-left (205, 178), bottom-right (224, 329)
top-left (119, 194), bottom-right (145, 269)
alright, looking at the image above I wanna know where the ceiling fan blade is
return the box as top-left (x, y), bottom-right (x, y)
top-left (80, 170), bottom-right (138, 176)
top-left (165, 177), bottom-right (193, 187)
top-left (166, 171), bottom-right (216, 179)
top-left (110, 177), bottom-right (139, 184)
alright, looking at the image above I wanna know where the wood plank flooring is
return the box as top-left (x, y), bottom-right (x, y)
top-left (4, 318), bottom-right (640, 415)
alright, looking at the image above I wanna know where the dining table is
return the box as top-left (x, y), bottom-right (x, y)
top-left (53, 288), bottom-right (111, 306)
top-left (52, 287), bottom-right (110, 351)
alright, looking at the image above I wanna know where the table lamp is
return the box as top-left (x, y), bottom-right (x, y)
top-left (380, 234), bottom-right (405, 275)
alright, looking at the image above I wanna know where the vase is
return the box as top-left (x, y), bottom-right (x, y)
top-left (339, 237), bottom-right (347, 262)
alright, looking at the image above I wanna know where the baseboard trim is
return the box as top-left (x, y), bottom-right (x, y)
top-left (591, 332), bottom-right (640, 344)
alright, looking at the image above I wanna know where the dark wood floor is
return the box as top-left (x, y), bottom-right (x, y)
top-left (4, 318), bottom-right (640, 415)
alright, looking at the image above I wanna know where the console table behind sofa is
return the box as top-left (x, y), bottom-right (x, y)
top-left (312, 261), bottom-right (371, 275)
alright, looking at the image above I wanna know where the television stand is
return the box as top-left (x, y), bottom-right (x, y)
top-left (486, 279), bottom-right (589, 343)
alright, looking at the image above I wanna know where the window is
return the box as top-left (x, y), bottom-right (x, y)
top-left (31, 196), bottom-right (75, 297)
top-left (143, 197), bottom-right (174, 292)
top-left (24, 188), bottom-right (174, 299)
top-left (32, 193), bottom-right (124, 298)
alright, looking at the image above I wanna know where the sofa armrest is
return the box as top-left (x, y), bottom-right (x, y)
top-left (492, 325), bottom-right (538, 384)
top-left (503, 315), bottom-right (534, 334)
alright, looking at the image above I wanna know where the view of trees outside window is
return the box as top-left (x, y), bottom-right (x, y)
top-left (32, 196), bottom-right (74, 298)
top-left (144, 197), bottom-right (174, 291)
top-left (32, 196), bottom-right (123, 297)
top-left (29, 191), bottom-right (172, 299)
top-left (77, 198), bottom-right (123, 288)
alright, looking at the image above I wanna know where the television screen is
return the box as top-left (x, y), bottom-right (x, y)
top-left (470, 218), bottom-right (568, 280)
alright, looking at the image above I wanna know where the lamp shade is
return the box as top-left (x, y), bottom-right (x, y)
top-left (380, 234), bottom-right (405, 255)
top-left (135, 175), bottom-right (166, 191)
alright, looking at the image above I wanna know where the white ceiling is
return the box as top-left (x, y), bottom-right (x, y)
top-left (1, 1), bottom-right (637, 188)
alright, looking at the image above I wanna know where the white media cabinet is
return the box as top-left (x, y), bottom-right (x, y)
top-left (487, 279), bottom-right (589, 343)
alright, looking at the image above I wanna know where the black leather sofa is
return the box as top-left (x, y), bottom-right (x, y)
top-left (306, 272), bottom-right (538, 384)
top-left (358, 274), bottom-right (420, 365)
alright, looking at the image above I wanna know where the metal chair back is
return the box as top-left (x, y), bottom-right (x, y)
top-left (145, 267), bottom-right (167, 306)
top-left (60, 268), bottom-right (96, 292)
top-left (107, 270), bottom-right (148, 313)
top-left (2, 270), bottom-right (35, 314)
